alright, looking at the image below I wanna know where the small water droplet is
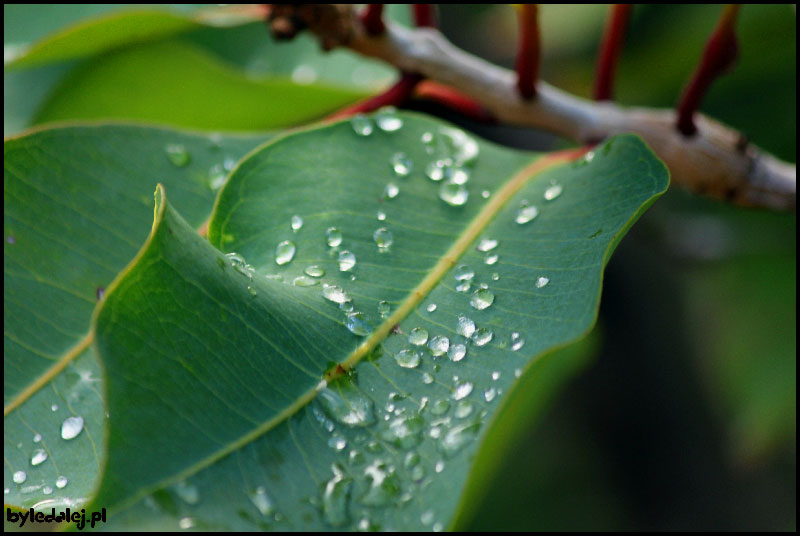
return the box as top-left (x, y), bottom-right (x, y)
top-left (96, 286), bottom-right (105, 301)
top-left (456, 315), bottom-right (476, 338)
top-left (30, 449), bottom-right (48, 466)
top-left (377, 301), bottom-right (391, 317)
top-left (544, 183), bottom-right (563, 201)
top-left (275, 240), bottom-right (296, 265)
top-left (585, 150), bottom-right (595, 162)
top-left (345, 312), bottom-right (372, 336)
top-left (430, 398), bottom-right (450, 416)
top-left (453, 381), bottom-right (473, 400)
top-left (208, 163), bottom-right (227, 190)
top-left (351, 114), bottom-right (374, 136)
top-left (383, 182), bottom-right (399, 199)
top-left (515, 201), bottom-right (539, 224)
top-left (339, 301), bottom-right (354, 313)
top-left (292, 276), bottom-right (318, 287)
top-left (470, 288), bottom-right (495, 310)
top-left (248, 486), bottom-right (275, 517)
top-left (456, 281), bottom-right (471, 293)
top-left (42, 485), bottom-right (53, 495)
top-left (337, 250), bottom-right (356, 272)
top-left (349, 449), bottom-right (365, 465)
top-left (13, 471), bottom-right (26, 484)
top-left (483, 387), bottom-right (497, 402)
top-left (394, 349), bottom-right (422, 369)
top-left (390, 152), bottom-right (412, 176)
top-left (323, 465), bottom-right (352, 527)
top-left (408, 327), bottom-right (428, 346)
top-left (373, 227), bottom-right (393, 251)
top-left (33, 433), bottom-right (42, 443)
top-left (439, 422), bottom-right (480, 457)
top-left (428, 335), bottom-right (450, 357)
top-left (439, 180), bottom-right (468, 206)
top-left (477, 238), bottom-right (498, 252)
top-left (290, 215), bottom-right (303, 231)
top-left (425, 160), bottom-right (446, 181)
top-left (226, 252), bottom-right (255, 279)
top-left (481, 190), bottom-right (491, 199)
top-left (381, 415), bottom-right (424, 448)
top-left (472, 327), bottom-right (494, 346)
top-left (491, 273), bottom-right (500, 281)
top-left (492, 371), bottom-right (501, 381)
top-left (535, 276), bottom-right (549, 288)
top-left (426, 303), bottom-right (437, 313)
top-left (375, 107), bottom-right (403, 132)
top-left (455, 400), bottom-right (473, 418)
top-left (305, 265), bottom-right (325, 278)
top-left (454, 265), bottom-right (475, 281)
top-left (440, 127), bottom-right (480, 166)
top-left (173, 480), bottom-right (199, 505)
top-left (422, 372), bottom-right (434, 385)
top-left (377, 209), bottom-right (387, 221)
top-left (179, 517), bottom-right (195, 530)
top-left (318, 378), bottom-right (375, 427)
top-left (328, 436), bottom-right (348, 451)
top-left (165, 144), bottom-right (190, 167)
top-left (360, 461), bottom-right (401, 506)
top-left (51, 404), bottom-right (58, 412)
top-left (247, 285), bottom-right (258, 296)
top-left (511, 332), bottom-right (525, 351)
top-left (56, 476), bottom-right (68, 489)
top-left (447, 343), bottom-right (467, 362)
top-left (326, 227), bottom-right (343, 247)
top-left (61, 416), bottom-right (84, 440)
top-left (435, 461), bottom-right (445, 473)
top-left (484, 253), bottom-right (499, 265)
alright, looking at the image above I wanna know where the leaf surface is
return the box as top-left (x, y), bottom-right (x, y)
top-left (85, 113), bottom-right (668, 530)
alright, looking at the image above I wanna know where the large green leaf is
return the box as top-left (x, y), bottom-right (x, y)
top-left (79, 113), bottom-right (668, 530)
top-left (3, 124), bottom-right (272, 511)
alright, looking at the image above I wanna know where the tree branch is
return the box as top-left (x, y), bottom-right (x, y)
top-left (275, 5), bottom-right (796, 211)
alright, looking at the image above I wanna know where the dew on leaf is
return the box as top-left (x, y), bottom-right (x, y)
top-left (484, 253), bottom-right (499, 265)
top-left (476, 238), bottom-right (498, 252)
top-left (439, 180), bottom-right (468, 206)
top-left (380, 415), bottom-right (424, 448)
top-left (455, 400), bottom-right (473, 418)
top-left (515, 201), bottom-right (539, 224)
top-left (305, 265), bottom-right (325, 278)
top-left (208, 163), bottom-right (227, 190)
top-left (428, 335), bottom-right (450, 357)
top-left (472, 327), bottom-right (494, 346)
top-left (425, 160), bottom-right (446, 181)
top-left (373, 227), bottom-right (393, 250)
top-left (61, 416), bottom-right (84, 440)
top-left (345, 312), bottom-right (372, 336)
top-left (456, 281), bottom-right (471, 293)
top-left (375, 107), bottom-right (403, 132)
top-left (337, 250), bottom-right (356, 272)
top-left (535, 276), bottom-right (549, 288)
top-left (430, 398), bottom-right (450, 416)
top-left (290, 215), bottom-right (303, 231)
top-left (275, 240), bottom-right (296, 265)
top-left (292, 276), bottom-right (318, 287)
top-left (390, 152), bottom-right (412, 176)
top-left (377, 300), bottom-right (391, 317)
top-left (439, 422), bottom-right (480, 458)
top-left (33, 433), bottom-right (41, 443)
top-left (350, 114), bottom-right (373, 136)
top-left (447, 343), bottom-right (467, 362)
top-left (484, 388), bottom-right (497, 402)
top-left (318, 379), bottom-right (375, 427)
top-left (360, 461), bottom-right (401, 506)
top-left (470, 288), bottom-right (495, 310)
top-left (30, 449), bottom-right (48, 466)
top-left (481, 190), bottom-right (491, 199)
top-left (56, 476), bottom-right (68, 489)
top-left (326, 227), bottom-right (343, 247)
top-left (164, 143), bottom-right (189, 167)
top-left (394, 349), bottom-right (421, 369)
top-left (544, 183), bottom-right (563, 201)
top-left (13, 471), bottom-right (26, 484)
top-left (383, 182), bottom-right (399, 199)
top-left (511, 332), bottom-right (525, 351)
top-left (421, 372), bottom-right (434, 385)
top-left (453, 381), bottom-right (473, 400)
top-left (179, 517), bottom-right (195, 530)
top-left (328, 436), bottom-right (347, 451)
top-left (454, 265), bottom-right (475, 281)
top-left (377, 209), bottom-right (387, 221)
top-left (249, 486), bottom-right (275, 517)
top-left (323, 465), bottom-right (352, 527)
top-left (408, 327), bottom-right (429, 346)
top-left (173, 480), bottom-right (199, 505)
top-left (426, 303), bottom-right (437, 313)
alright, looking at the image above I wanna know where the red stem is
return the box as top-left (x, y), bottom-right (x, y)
top-left (594, 4), bottom-right (632, 101)
top-left (515, 4), bottom-right (540, 100)
top-left (676, 4), bottom-right (740, 136)
top-left (327, 73), bottom-right (423, 120)
top-left (360, 4), bottom-right (385, 36)
top-left (413, 4), bottom-right (437, 28)
top-left (414, 81), bottom-right (496, 123)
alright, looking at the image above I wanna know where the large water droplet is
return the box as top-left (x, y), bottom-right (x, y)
top-left (318, 378), bottom-right (375, 427)
top-left (275, 240), bottom-right (296, 265)
top-left (408, 327), bottom-right (429, 346)
top-left (470, 288), bottom-right (495, 310)
top-left (439, 180), bottom-right (468, 206)
top-left (249, 486), bottom-right (275, 516)
top-left (373, 227), bottom-right (393, 251)
top-left (430, 398), bottom-right (450, 416)
top-left (345, 312), bottom-right (372, 336)
top-left (337, 250), bottom-right (356, 272)
top-left (454, 265), bottom-right (475, 281)
top-left (165, 144), bottom-right (190, 167)
top-left (448, 344), bottom-right (467, 362)
top-left (425, 160), bottom-right (446, 182)
top-left (360, 461), bottom-right (401, 506)
top-left (326, 227), bottom-right (343, 247)
top-left (381, 415), bottom-right (424, 448)
top-left (384, 182), bottom-right (399, 199)
top-left (390, 152), bottom-right (412, 177)
top-left (350, 114), bottom-right (373, 136)
top-left (226, 252), bottom-right (255, 279)
top-left (439, 422), bottom-right (480, 458)
top-left (12, 471), bottom-right (26, 484)
top-left (56, 476), bottom-right (68, 489)
top-left (544, 183), bottom-right (563, 201)
top-left (61, 416), bottom-right (84, 440)
top-left (291, 215), bottom-right (303, 231)
top-left (428, 335), bottom-right (450, 357)
top-left (477, 238), bottom-right (498, 252)
top-left (394, 349), bottom-right (421, 369)
top-left (30, 449), bottom-right (48, 466)
top-left (440, 127), bottom-right (480, 166)
top-left (471, 327), bottom-right (494, 346)
top-left (515, 201), bottom-right (539, 224)
top-left (322, 285), bottom-right (351, 306)
top-left (455, 400), bottom-right (473, 418)
top-left (323, 465), bottom-right (351, 527)
top-left (453, 381), bottom-right (473, 400)
top-left (305, 265), bottom-right (325, 278)
top-left (375, 107), bottom-right (403, 132)
top-left (535, 276), bottom-right (549, 288)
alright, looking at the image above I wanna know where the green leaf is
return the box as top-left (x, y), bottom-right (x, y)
top-left (33, 40), bottom-right (370, 130)
top-left (82, 113), bottom-right (667, 530)
top-left (3, 124), bottom-right (271, 510)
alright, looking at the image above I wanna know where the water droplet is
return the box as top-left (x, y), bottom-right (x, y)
top-left (373, 227), bottom-right (393, 251)
top-left (360, 461), bottom-right (401, 506)
top-left (440, 422), bottom-right (480, 458)
top-left (448, 344), bottom-right (467, 362)
top-left (248, 486), bottom-right (275, 517)
top-left (491, 273), bottom-right (500, 281)
top-left (208, 163), bottom-right (227, 190)
top-left (425, 160), bottom-right (446, 182)
top-left (339, 301), bottom-right (354, 313)
top-left (454, 265), bottom-right (475, 281)
top-left (544, 183), bottom-right (563, 201)
top-left (328, 436), bottom-right (347, 451)
top-left (337, 250), bottom-right (356, 271)
top-left (440, 127), bottom-right (480, 166)
top-left (492, 371), bottom-right (501, 381)
top-left (426, 303), bottom-right (437, 313)
top-left (51, 404), bottom-right (58, 412)
top-left (164, 144), bottom-right (190, 167)
top-left (173, 480), bottom-right (199, 505)
top-left (247, 285), bottom-right (258, 296)
top-left (484, 253), bottom-right (499, 265)
top-left (422, 372), bottom-right (434, 385)
top-left (435, 460), bottom-right (445, 473)
top-left (349, 449), bottom-right (365, 465)
top-left (376, 209), bottom-right (387, 221)
top-left (226, 252), bottom-right (255, 279)
top-left (511, 332), bottom-right (525, 351)
top-left (375, 107), bottom-right (403, 132)
top-left (292, 276), bottom-right (318, 287)
top-left (484, 387), bottom-right (497, 402)
top-left (56, 476), bottom-right (68, 489)
top-left (455, 400), bottom-right (473, 418)
top-left (471, 327), bottom-right (494, 346)
top-left (515, 368), bottom-right (522, 378)
top-left (318, 378), bottom-right (375, 427)
top-left (345, 312), bottom-right (371, 336)
top-left (421, 510), bottom-right (435, 525)
top-left (381, 415), bottom-right (424, 448)
top-left (13, 471), bottom-right (26, 484)
top-left (30, 449), bottom-right (48, 466)
top-left (439, 180), bottom-right (468, 206)
top-left (33, 433), bottom-right (41, 443)
top-left (323, 465), bottom-right (352, 527)
top-left (304, 265), bottom-right (325, 278)
top-left (453, 381), bottom-right (473, 400)
top-left (470, 288), bottom-right (495, 310)
top-left (275, 240), bottom-right (296, 265)
top-left (430, 398), bottom-right (450, 416)
top-left (351, 114), bottom-right (374, 136)
top-left (390, 152), bottom-right (412, 176)
top-left (377, 301), bottom-right (391, 317)
top-left (515, 201), bottom-right (539, 224)
top-left (43, 485), bottom-right (53, 495)
top-left (408, 327), bottom-right (429, 346)
top-left (477, 238), bottom-right (498, 252)
top-left (383, 182), bottom-right (399, 199)
top-left (393, 349), bottom-right (421, 369)
top-left (61, 416), bottom-right (84, 440)
top-left (481, 190), bottom-right (491, 199)
top-left (179, 517), bottom-right (195, 530)
top-left (456, 315), bottom-right (476, 338)
top-left (456, 281), bottom-right (471, 293)
top-left (535, 276), bottom-right (549, 288)
top-left (326, 227), bottom-right (343, 247)
top-left (428, 335), bottom-right (450, 357)
top-left (290, 215), bottom-right (303, 231)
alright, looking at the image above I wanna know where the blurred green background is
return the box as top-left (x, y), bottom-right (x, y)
top-left (4, 4), bottom-right (795, 531)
